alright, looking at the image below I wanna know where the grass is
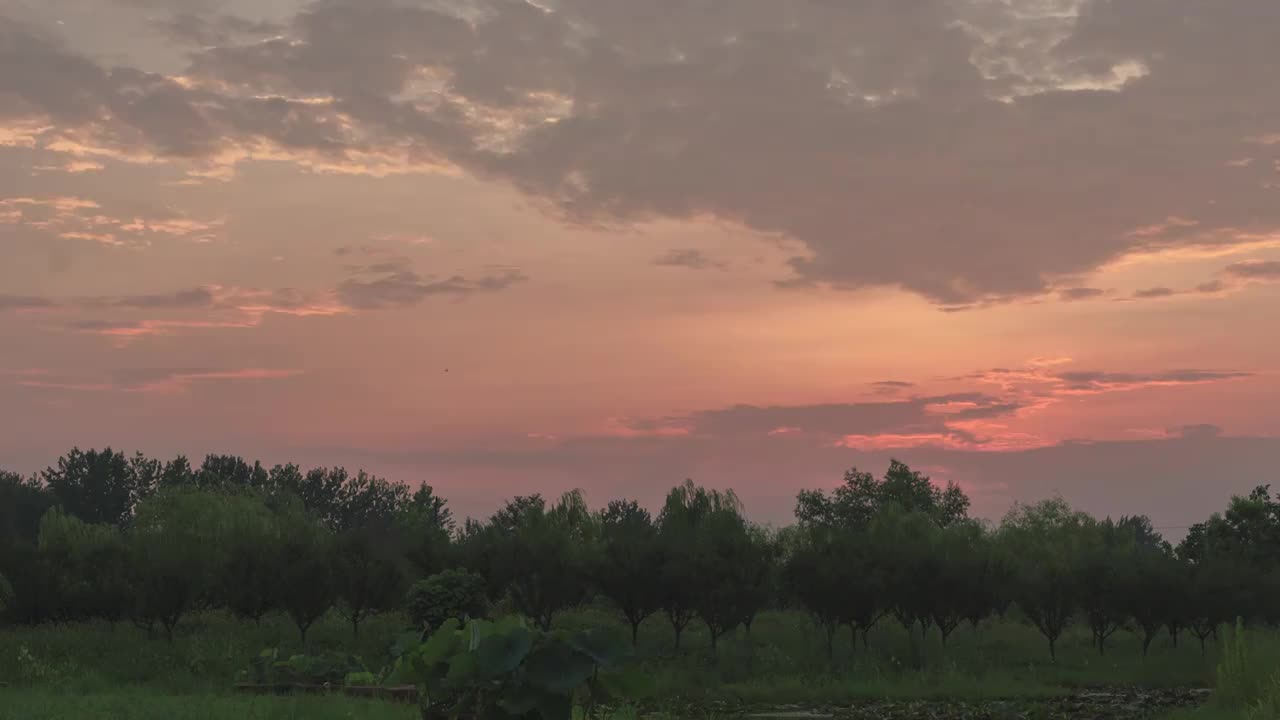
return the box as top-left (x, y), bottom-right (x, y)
top-left (0, 688), bottom-right (417, 720)
top-left (0, 602), bottom-right (1241, 716)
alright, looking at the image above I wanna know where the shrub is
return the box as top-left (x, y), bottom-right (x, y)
top-left (389, 616), bottom-right (649, 720)
top-left (406, 569), bottom-right (488, 631)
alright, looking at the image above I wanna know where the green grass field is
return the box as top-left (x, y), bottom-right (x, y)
top-left (0, 604), bottom-right (1261, 719)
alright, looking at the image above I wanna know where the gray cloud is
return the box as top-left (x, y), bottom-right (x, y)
top-left (653, 249), bottom-right (726, 271)
top-left (1170, 423), bottom-right (1223, 439)
top-left (1057, 369), bottom-right (1253, 392)
top-left (1224, 260), bottom-right (1280, 280)
top-left (4, 1), bottom-right (1280, 304)
top-left (1059, 287), bottom-right (1105, 301)
top-left (337, 262), bottom-right (528, 310)
top-left (0, 294), bottom-right (54, 310)
top-left (109, 287), bottom-right (216, 309)
top-left (1133, 287), bottom-right (1176, 299)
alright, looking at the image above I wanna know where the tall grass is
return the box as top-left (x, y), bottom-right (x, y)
top-left (1213, 620), bottom-right (1280, 720)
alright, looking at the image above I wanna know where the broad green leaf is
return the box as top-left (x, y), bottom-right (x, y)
top-left (566, 627), bottom-right (633, 667)
top-left (475, 626), bottom-right (535, 678)
top-left (521, 641), bottom-right (595, 693)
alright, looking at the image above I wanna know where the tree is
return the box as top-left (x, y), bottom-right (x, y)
top-left (795, 460), bottom-right (969, 531)
top-left (275, 510), bottom-right (337, 643)
top-left (1076, 518), bottom-right (1131, 655)
top-left (42, 448), bottom-right (146, 527)
top-left (594, 500), bottom-right (664, 645)
top-left (130, 487), bottom-right (274, 640)
top-left (1121, 546), bottom-right (1182, 656)
top-left (406, 569), bottom-right (488, 630)
top-left (657, 480), bottom-right (743, 651)
top-left (157, 456), bottom-right (194, 490)
top-left (786, 528), bottom-right (853, 660)
top-left (929, 521), bottom-right (992, 647)
top-left (194, 454), bottom-right (270, 491)
top-left (37, 508), bottom-right (132, 624)
top-left (334, 525), bottom-right (408, 636)
top-left (1000, 498), bottom-right (1090, 661)
top-left (488, 491), bottom-right (597, 630)
top-left (397, 484), bottom-right (454, 578)
top-left (0, 470), bottom-right (53, 546)
top-left (220, 502), bottom-right (285, 626)
top-left (335, 471), bottom-right (410, 532)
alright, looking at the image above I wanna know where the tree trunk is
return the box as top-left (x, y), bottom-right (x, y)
top-left (862, 627), bottom-right (870, 652)
top-left (352, 614), bottom-right (361, 638)
top-left (1048, 636), bottom-right (1057, 662)
top-left (630, 620), bottom-right (641, 647)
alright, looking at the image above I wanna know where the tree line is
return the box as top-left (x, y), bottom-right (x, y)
top-left (1, 448), bottom-right (1277, 660)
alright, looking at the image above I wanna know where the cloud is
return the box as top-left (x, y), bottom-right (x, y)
top-left (15, 367), bottom-right (302, 394)
top-left (1055, 370), bottom-right (1254, 394)
top-left (870, 380), bottom-right (916, 395)
top-left (653, 249), bottom-right (726, 271)
top-left (0, 294), bottom-right (55, 311)
top-left (1058, 287), bottom-right (1105, 301)
top-left (336, 260), bottom-right (528, 310)
top-left (1132, 287), bottom-right (1176, 299)
top-left (4, 1), bottom-right (1280, 304)
top-left (0, 195), bottom-right (222, 246)
top-left (105, 287), bottom-right (216, 309)
top-left (1224, 259), bottom-right (1280, 280)
top-left (1170, 423), bottom-right (1224, 439)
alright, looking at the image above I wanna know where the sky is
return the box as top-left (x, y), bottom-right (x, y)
top-left (1, 0), bottom-right (1278, 533)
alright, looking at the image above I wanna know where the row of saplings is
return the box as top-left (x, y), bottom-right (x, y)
top-left (2, 478), bottom-right (1275, 667)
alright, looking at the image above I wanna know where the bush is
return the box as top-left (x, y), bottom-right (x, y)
top-left (406, 569), bottom-right (488, 631)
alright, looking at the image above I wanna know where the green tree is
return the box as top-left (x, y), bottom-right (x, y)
top-left (396, 484), bottom-right (454, 578)
top-left (275, 509), bottom-right (337, 643)
top-left (334, 525), bottom-right (408, 636)
top-left (42, 448), bottom-right (148, 527)
top-left (406, 569), bottom-right (488, 630)
top-left (0, 470), bottom-right (53, 546)
top-left (594, 499), bottom-right (664, 645)
top-left (37, 508), bottom-right (132, 624)
top-left (489, 491), bottom-right (597, 630)
top-left (1000, 498), bottom-right (1090, 661)
top-left (194, 454), bottom-right (270, 491)
top-left (795, 460), bottom-right (969, 530)
top-left (130, 487), bottom-right (274, 640)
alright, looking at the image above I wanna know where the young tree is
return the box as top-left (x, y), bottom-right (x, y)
top-left (657, 480), bottom-right (743, 651)
top-left (488, 491), bottom-right (596, 630)
top-left (130, 487), bottom-right (275, 640)
top-left (333, 525), bottom-right (408, 636)
top-left (1000, 498), bottom-right (1090, 661)
top-left (1122, 546), bottom-right (1182, 656)
top-left (594, 499), bottom-right (664, 645)
top-left (396, 484), bottom-right (454, 579)
top-left (1076, 519), bottom-right (1130, 655)
top-left (275, 511), bottom-right (337, 643)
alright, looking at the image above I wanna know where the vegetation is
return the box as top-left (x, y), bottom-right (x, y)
top-left (3, 448), bottom-right (1280, 717)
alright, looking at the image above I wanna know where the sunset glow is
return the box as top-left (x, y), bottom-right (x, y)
top-left (2, 0), bottom-right (1278, 531)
